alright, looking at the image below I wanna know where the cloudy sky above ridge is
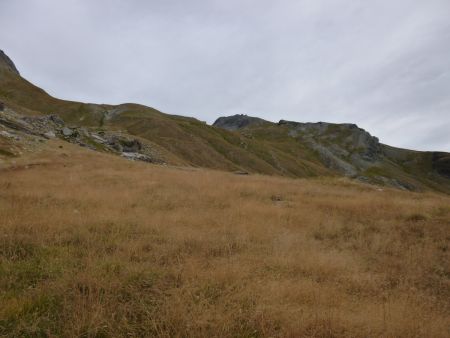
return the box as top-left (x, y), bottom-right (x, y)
top-left (1, 0), bottom-right (449, 151)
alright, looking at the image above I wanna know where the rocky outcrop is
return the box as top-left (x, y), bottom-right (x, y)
top-left (0, 107), bottom-right (165, 164)
top-left (108, 137), bottom-right (142, 153)
top-left (278, 120), bottom-right (382, 176)
top-left (213, 114), bottom-right (270, 131)
top-left (0, 110), bottom-right (55, 138)
top-left (0, 50), bottom-right (20, 75)
top-left (213, 116), bottom-right (385, 177)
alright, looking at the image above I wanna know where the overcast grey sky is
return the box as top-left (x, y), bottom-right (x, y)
top-left (1, 0), bottom-right (449, 151)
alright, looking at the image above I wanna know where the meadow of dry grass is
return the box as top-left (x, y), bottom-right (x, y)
top-left (0, 141), bottom-right (449, 337)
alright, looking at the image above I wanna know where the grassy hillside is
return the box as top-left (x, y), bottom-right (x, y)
top-left (0, 67), bottom-right (331, 177)
top-left (1, 141), bottom-right (449, 337)
top-left (1, 54), bottom-right (449, 193)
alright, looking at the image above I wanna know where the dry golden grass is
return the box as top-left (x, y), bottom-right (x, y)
top-left (1, 141), bottom-right (449, 337)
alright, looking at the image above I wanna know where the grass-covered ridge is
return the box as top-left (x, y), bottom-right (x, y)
top-left (2, 64), bottom-right (450, 193)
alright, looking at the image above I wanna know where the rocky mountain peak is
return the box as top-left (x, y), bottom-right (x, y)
top-left (213, 114), bottom-right (271, 131)
top-left (0, 50), bottom-right (20, 75)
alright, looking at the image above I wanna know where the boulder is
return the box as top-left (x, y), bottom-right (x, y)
top-left (44, 131), bottom-right (56, 139)
top-left (62, 127), bottom-right (73, 136)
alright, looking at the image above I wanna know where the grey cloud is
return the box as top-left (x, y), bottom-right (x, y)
top-left (0, 0), bottom-right (449, 150)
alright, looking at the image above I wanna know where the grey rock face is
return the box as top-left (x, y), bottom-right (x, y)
top-left (21, 114), bottom-right (65, 135)
top-left (310, 142), bottom-right (358, 176)
top-left (213, 114), bottom-right (270, 131)
top-left (1, 112), bottom-right (47, 137)
top-left (280, 119), bottom-right (382, 174)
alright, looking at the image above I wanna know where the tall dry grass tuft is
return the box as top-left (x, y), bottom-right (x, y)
top-left (1, 142), bottom-right (449, 337)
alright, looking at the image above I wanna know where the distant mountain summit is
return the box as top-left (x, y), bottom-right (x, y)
top-left (0, 50), bottom-right (20, 75)
top-left (213, 114), bottom-right (270, 131)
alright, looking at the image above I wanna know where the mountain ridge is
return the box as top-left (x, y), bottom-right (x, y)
top-left (1, 50), bottom-right (449, 193)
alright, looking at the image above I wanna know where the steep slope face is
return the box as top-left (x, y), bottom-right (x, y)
top-left (0, 50), bottom-right (448, 192)
top-left (0, 50), bottom-right (19, 75)
top-left (0, 57), bottom-right (108, 125)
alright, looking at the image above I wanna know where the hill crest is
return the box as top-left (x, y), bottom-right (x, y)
top-left (0, 49), bottom-right (20, 75)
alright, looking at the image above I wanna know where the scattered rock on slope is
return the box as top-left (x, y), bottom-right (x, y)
top-left (0, 107), bottom-right (165, 164)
